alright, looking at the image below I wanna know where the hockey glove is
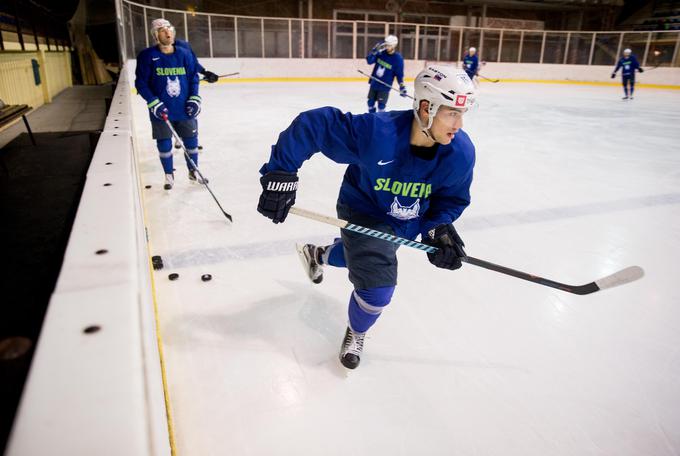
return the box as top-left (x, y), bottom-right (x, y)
top-left (201, 69), bottom-right (219, 83)
top-left (611, 73), bottom-right (616, 79)
top-left (371, 41), bottom-right (386, 54)
top-left (399, 83), bottom-right (408, 97)
top-left (257, 171), bottom-right (299, 224)
top-left (149, 99), bottom-right (169, 121)
top-left (422, 224), bottom-right (466, 270)
top-left (185, 95), bottom-right (202, 118)
top-left (638, 67), bottom-right (644, 73)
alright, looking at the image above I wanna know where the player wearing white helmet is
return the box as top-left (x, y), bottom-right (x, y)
top-left (257, 65), bottom-right (476, 369)
top-left (611, 48), bottom-right (644, 99)
top-left (150, 18), bottom-right (219, 83)
top-left (135, 19), bottom-right (206, 190)
top-left (365, 34), bottom-right (407, 112)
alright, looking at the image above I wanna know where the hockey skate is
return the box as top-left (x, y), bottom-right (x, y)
top-left (339, 326), bottom-right (365, 369)
top-left (163, 173), bottom-right (174, 190)
top-left (188, 169), bottom-right (209, 184)
top-left (296, 243), bottom-right (324, 284)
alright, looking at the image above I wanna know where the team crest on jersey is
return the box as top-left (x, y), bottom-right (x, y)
top-left (166, 76), bottom-right (181, 97)
top-left (376, 66), bottom-right (386, 78)
top-left (387, 197), bottom-right (420, 221)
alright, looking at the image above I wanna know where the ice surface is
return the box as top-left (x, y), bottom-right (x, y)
top-left (131, 79), bottom-right (680, 456)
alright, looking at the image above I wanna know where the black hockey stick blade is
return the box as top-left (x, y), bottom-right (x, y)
top-left (479, 75), bottom-right (500, 83)
top-left (463, 257), bottom-right (644, 295)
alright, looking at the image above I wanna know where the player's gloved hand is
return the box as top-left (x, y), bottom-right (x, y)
top-left (611, 73), bottom-right (616, 79)
top-left (201, 69), bottom-right (219, 83)
top-left (422, 224), bottom-right (466, 270)
top-left (371, 41), bottom-right (386, 54)
top-left (638, 67), bottom-right (644, 73)
top-left (257, 171), bottom-right (298, 223)
top-left (185, 95), bottom-right (202, 118)
top-left (399, 83), bottom-right (408, 97)
top-left (149, 100), bottom-right (168, 120)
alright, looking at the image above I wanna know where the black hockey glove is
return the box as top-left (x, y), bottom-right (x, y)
top-left (201, 69), bottom-right (219, 83)
top-left (258, 171), bottom-right (298, 224)
top-left (422, 224), bottom-right (466, 270)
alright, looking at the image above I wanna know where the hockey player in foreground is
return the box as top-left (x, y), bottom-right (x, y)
top-left (135, 19), bottom-right (206, 190)
top-left (611, 48), bottom-right (644, 100)
top-left (257, 65), bottom-right (476, 369)
top-left (365, 34), bottom-right (407, 112)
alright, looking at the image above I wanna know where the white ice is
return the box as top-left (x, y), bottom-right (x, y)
top-left (131, 80), bottom-right (680, 456)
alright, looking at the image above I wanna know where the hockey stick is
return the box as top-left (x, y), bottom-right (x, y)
top-left (161, 115), bottom-right (233, 222)
top-left (357, 69), bottom-right (414, 100)
top-left (200, 72), bottom-right (240, 82)
top-left (288, 206), bottom-right (644, 295)
top-left (479, 75), bottom-right (500, 83)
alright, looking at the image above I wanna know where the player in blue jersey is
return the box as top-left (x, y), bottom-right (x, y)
top-left (462, 47), bottom-right (479, 82)
top-left (148, 19), bottom-right (219, 84)
top-left (135, 19), bottom-right (205, 190)
top-left (257, 65), bottom-right (476, 369)
top-left (611, 48), bottom-right (644, 100)
top-left (365, 34), bottom-right (407, 112)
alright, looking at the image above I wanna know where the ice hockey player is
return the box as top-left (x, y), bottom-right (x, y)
top-left (135, 18), bottom-right (206, 190)
top-left (149, 19), bottom-right (220, 84)
top-left (257, 65), bottom-right (476, 369)
top-left (611, 48), bottom-right (644, 100)
top-left (462, 47), bottom-right (479, 81)
top-left (365, 34), bottom-right (407, 112)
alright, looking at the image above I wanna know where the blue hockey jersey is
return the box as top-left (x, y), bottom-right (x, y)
top-left (260, 108), bottom-right (475, 240)
top-left (614, 55), bottom-right (641, 77)
top-left (174, 39), bottom-right (205, 74)
top-left (463, 53), bottom-right (479, 77)
top-left (135, 45), bottom-right (200, 122)
top-left (366, 51), bottom-right (405, 92)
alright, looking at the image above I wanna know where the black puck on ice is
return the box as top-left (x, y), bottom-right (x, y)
top-left (145, 185), bottom-right (152, 189)
top-left (198, 145), bottom-right (203, 150)
top-left (152, 255), bottom-right (164, 270)
top-left (168, 273), bottom-right (179, 281)
top-left (201, 274), bottom-right (212, 282)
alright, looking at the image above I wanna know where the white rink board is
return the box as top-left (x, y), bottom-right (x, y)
top-left (130, 74), bottom-right (680, 456)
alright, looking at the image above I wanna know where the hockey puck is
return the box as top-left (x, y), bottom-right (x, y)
top-left (145, 185), bottom-right (152, 189)
top-left (201, 274), bottom-right (212, 282)
top-left (198, 145), bottom-right (203, 150)
top-left (168, 273), bottom-right (179, 281)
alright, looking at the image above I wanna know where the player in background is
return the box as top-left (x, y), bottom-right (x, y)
top-left (462, 47), bottom-right (479, 83)
top-left (149, 19), bottom-right (220, 84)
top-left (257, 65), bottom-right (476, 370)
top-left (611, 48), bottom-right (644, 100)
top-left (135, 18), bottom-right (205, 190)
top-left (365, 34), bottom-right (407, 112)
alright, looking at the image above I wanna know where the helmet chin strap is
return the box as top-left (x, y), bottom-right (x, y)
top-left (414, 106), bottom-right (436, 142)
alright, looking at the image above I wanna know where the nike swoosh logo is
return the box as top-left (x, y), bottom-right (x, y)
top-left (377, 160), bottom-right (395, 166)
top-left (152, 57), bottom-right (160, 61)
top-left (192, 129), bottom-right (197, 133)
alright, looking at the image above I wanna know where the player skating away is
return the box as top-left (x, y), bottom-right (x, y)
top-left (135, 18), bottom-right (206, 190)
top-left (611, 48), bottom-right (644, 100)
top-left (462, 47), bottom-right (479, 83)
top-left (257, 66), bottom-right (476, 369)
top-left (365, 35), bottom-right (407, 112)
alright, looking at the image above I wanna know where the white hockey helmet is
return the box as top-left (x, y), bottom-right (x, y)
top-left (623, 48), bottom-right (632, 55)
top-left (385, 35), bottom-right (399, 47)
top-left (413, 65), bottom-right (476, 131)
top-left (469, 47), bottom-right (477, 54)
top-left (151, 18), bottom-right (175, 42)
